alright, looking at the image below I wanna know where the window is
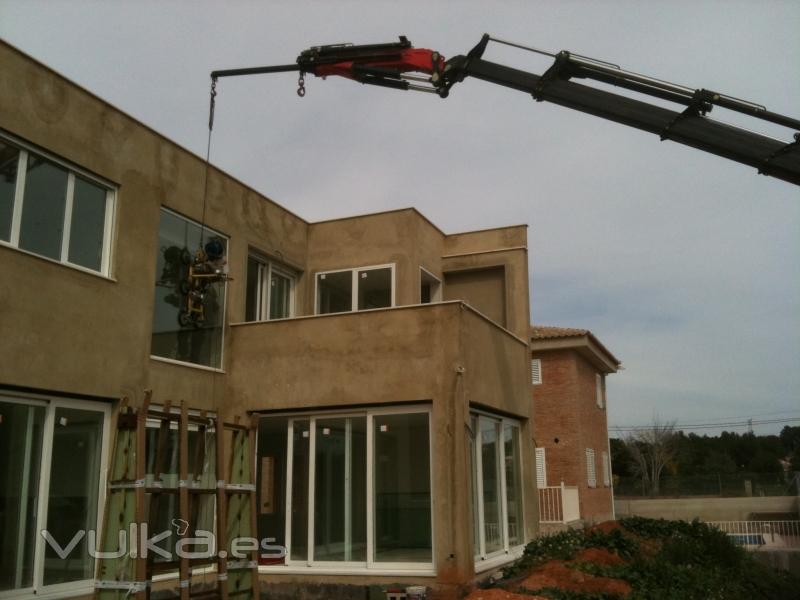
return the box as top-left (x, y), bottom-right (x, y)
top-left (535, 447), bottom-right (547, 488)
top-left (531, 359), bottom-right (542, 385)
top-left (601, 451), bottom-right (610, 487)
top-left (0, 135), bottom-right (115, 275)
top-left (586, 448), bottom-right (596, 488)
top-left (245, 253), bottom-right (296, 321)
top-left (471, 413), bottom-right (525, 560)
top-left (0, 394), bottom-right (109, 595)
top-left (151, 208), bottom-right (227, 369)
top-left (595, 374), bottom-right (604, 408)
top-left (257, 407), bottom-right (432, 570)
top-left (316, 264), bottom-right (394, 315)
top-left (419, 268), bottom-right (441, 304)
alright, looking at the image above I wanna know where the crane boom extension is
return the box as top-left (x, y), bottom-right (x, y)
top-left (210, 35), bottom-right (800, 186)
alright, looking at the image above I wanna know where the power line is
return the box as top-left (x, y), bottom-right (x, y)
top-left (664, 409), bottom-right (800, 425)
top-left (610, 416), bottom-right (800, 432)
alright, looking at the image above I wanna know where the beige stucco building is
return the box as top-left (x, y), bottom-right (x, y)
top-left (0, 40), bottom-right (537, 599)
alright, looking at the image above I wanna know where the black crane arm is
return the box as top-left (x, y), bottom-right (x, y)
top-left (440, 35), bottom-right (800, 186)
top-left (209, 34), bottom-right (800, 186)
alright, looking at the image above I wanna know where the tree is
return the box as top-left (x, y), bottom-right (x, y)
top-left (609, 437), bottom-right (633, 477)
top-left (623, 419), bottom-right (677, 496)
top-left (779, 426), bottom-right (800, 455)
top-left (701, 450), bottom-right (738, 475)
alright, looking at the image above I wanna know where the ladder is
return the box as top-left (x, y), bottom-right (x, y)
top-left (94, 392), bottom-right (260, 599)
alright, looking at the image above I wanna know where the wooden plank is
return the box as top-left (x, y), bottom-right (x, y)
top-left (216, 419), bottom-right (229, 600)
top-left (179, 401), bottom-right (190, 600)
top-left (248, 415), bottom-right (260, 599)
top-left (135, 390), bottom-right (152, 600)
top-left (95, 397), bottom-right (139, 600)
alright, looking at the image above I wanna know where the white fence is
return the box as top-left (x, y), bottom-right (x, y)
top-left (539, 483), bottom-right (580, 524)
top-left (707, 520), bottom-right (800, 549)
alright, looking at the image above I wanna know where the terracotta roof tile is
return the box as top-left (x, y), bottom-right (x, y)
top-left (531, 324), bottom-right (622, 369)
top-left (530, 325), bottom-right (590, 340)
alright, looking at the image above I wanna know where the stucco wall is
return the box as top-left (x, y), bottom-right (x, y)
top-left (443, 226), bottom-right (527, 256)
top-left (226, 302), bottom-right (536, 589)
top-left (443, 248), bottom-right (530, 340)
top-left (226, 303), bottom-right (459, 411)
top-left (444, 267), bottom-right (506, 327)
top-left (0, 40), bottom-right (308, 411)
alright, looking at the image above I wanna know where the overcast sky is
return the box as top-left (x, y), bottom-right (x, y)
top-left (2, 1), bottom-right (798, 435)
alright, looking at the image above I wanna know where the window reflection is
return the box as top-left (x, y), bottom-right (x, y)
top-left (151, 209), bottom-right (226, 368)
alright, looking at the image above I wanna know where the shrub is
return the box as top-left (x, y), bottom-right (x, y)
top-left (496, 517), bottom-right (800, 599)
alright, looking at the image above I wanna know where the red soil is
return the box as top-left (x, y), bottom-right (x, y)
top-left (520, 559), bottom-right (632, 598)
top-left (463, 589), bottom-right (548, 600)
top-left (588, 520), bottom-right (625, 535)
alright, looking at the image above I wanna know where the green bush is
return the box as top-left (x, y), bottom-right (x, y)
top-left (496, 517), bottom-right (800, 599)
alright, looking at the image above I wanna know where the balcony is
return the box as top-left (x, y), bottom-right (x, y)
top-left (539, 483), bottom-right (581, 525)
top-left (226, 301), bottom-right (530, 416)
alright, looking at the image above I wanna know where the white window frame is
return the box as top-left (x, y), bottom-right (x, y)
top-left (586, 448), bottom-right (597, 488)
top-left (0, 132), bottom-right (116, 278)
top-left (419, 267), bottom-right (442, 304)
top-left (0, 392), bottom-right (111, 600)
top-left (247, 253), bottom-right (296, 321)
top-left (601, 450), bottom-right (610, 487)
top-left (535, 447), bottom-right (547, 488)
top-left (596, 374), bottom-right (604, 409)
top-left (263, 404), bottom-right (434, 575)
top-left (314, 263), bottom-right (396, 315)
top-left (471, 411), bottom-right (526, 564)
top-left (531, 358), bottom-right (542, 385)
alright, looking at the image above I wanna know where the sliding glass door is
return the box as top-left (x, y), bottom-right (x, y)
top-left (373, 412), bottom-right (432, 564)
top-left (0, 395), bottom-right (109, 595)
top-left (259, 407), bottom-right (432, 571)
top-left (0, 402), bottom-right (45, 591)
top-left (472, 413), bottom-right (525, 561)
top-left (314, 417), bottom-right (367, 562)
top-left (42, 407), bottom-right (105, 585)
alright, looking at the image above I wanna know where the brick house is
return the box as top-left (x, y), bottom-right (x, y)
top-left (530, 326), bottom-right (621, 527)
top-left (0, 39), bottom-right (536, 600)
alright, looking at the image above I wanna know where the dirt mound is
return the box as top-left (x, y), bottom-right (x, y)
top-left (520, 560), bottom-right (632, 598)
top-left (572, 546), bottom-right (627, 566)
top-left (463, 589), bottom-right (548, 600)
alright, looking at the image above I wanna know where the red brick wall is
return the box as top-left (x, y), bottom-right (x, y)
top-left (532, 349), bottom-right (614, 523)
